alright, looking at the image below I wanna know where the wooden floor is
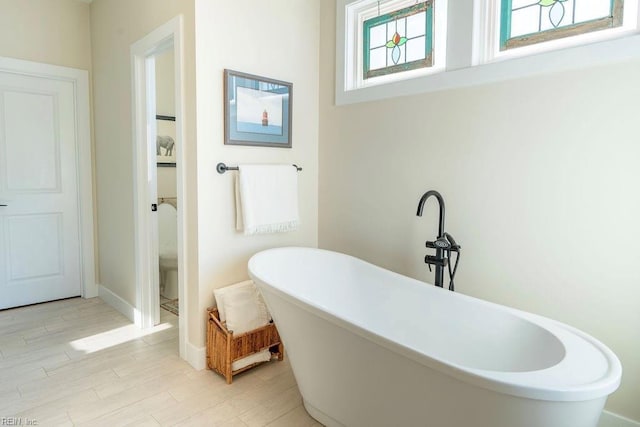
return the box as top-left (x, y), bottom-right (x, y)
top-left (0, 297), bottom-right (321, 426)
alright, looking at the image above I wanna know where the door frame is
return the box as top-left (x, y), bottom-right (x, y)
top-left (131, 16), bottom-right (188, 360)
top-left (0, 56), bottom-right (97, 300)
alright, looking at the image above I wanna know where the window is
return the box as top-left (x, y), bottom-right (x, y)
top-left (363, 2), bottom-right (434, 79)
top-left (342, 0), bottom-right (448, 91)
top-left (500, 0), bottom-right (624, 50)
top-left (337, 0), bottom-right (640, 104)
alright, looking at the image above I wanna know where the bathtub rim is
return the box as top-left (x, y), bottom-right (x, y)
top-left (248, 246), bottom-right (622, 403)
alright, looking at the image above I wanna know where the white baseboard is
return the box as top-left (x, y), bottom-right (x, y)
top-left (600, 410), bottom-right (640, 427)
top-left (83, 281), bottom-right (98, 299)
top-left (98, 284), bottom-right (135, 323)
top-left (98, 284), bottom-right (204, 371)
top-left (185, 341), bottom-right (206, 371)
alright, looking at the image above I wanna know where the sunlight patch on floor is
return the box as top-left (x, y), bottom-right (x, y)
top-left (69, 321), bottom-right (174, 354)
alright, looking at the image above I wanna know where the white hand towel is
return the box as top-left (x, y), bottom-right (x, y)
top-left (231, 349), bottom-right (272, 372)
top-left (235, 175), bottom-right (244, 232)
top-left (235, 164), bottom-right (299, 235)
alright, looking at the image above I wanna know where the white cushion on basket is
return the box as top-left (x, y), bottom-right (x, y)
top-left (231, 349), bottom-right (272, 372)
top-left (213, 280), bottom-right (270, 335)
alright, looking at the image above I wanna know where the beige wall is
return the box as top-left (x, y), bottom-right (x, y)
top-left (156, 49), bottom-right (175, 118)
top-left (90, 0), bottom-right (319, 361)
top-left (0, 0), bottom-right (91, 70)
top-left (0, 0), bottom-right (98, 284)
top-left (155, 50), bottom-right (177, 199)
top-left (157, 167), bottom-right (177, 200)
top-left (90, 0), bottom-right (197, 312)
top-left (193, 0), bottom-right (320, 346)
top-left (319, 1), bottom-right (640, 421)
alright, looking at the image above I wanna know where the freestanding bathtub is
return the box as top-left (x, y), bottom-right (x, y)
top-left (248, 247), bottom-right (621, 427)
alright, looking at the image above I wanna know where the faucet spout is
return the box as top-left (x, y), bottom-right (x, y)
top-left (416, 190), bottom-right (445, 238)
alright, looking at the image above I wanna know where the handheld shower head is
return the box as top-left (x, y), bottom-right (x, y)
top-left (444, 232), bottom-right (460, 251)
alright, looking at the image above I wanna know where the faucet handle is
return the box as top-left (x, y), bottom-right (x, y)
top-left (425, 255), bottom-right (448, 267)
top-left (425, 240), bottom-right (443, 249)
top-left (426, 239), bottom-right (451, 250)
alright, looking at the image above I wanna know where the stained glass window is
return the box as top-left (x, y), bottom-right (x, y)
top-left (500, 0), bottom-right (623, 50)
top-left (363, 1), bottom-right (434, 80)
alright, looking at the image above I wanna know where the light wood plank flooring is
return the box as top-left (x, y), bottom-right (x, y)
top-left (0, 297), bottom-right (321, 426)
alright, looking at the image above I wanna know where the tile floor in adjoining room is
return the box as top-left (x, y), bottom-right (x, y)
top-left (0, 297), bottom-right (321, 426)
top-left (160, 296), bottom-right (179, 316)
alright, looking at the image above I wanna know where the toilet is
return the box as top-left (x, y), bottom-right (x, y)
top-left (158, 202), bottom-right (178, 299)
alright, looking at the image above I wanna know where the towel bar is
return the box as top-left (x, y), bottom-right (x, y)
top-left (216, 162), bottom-right (302, 174)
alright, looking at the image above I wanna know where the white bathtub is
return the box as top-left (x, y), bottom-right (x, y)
top-left (248, 247), bottom-right (621, 427)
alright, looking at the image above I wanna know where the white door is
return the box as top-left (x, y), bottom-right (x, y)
top-left (0, 71), bottom-right (81, 309)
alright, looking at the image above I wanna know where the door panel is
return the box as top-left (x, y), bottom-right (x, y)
top-left (7, 213), bottom-right (63, 280)
top-left (4, 91), bottom-right (60, 191)
top-left (0, 72), bottom-right (81, 310)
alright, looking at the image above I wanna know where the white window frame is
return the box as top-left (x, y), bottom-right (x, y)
top-left (475, 0), bottom-right (640, 64)
top-left (343, 0), bottom-right (449, 91)
top-left (337, 0), bottom-right (640, 106)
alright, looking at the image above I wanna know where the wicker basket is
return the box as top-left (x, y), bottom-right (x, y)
top-left (206, 306), bottom-right (284, 384)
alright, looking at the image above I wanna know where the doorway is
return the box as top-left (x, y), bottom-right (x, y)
top-left (154, 49), bottom-right (179, 318)
top-left (131, 17), bottom-right (188, 361)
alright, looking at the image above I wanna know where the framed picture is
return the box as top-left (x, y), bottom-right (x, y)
top-left (224, 69), bottom-right (292, 148)
top-left (156, 115), bottom-right (176, 167)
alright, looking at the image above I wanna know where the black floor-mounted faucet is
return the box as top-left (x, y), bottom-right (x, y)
top-left (416, 190), bottom-right (461, 290)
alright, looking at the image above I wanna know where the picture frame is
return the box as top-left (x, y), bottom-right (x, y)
top-left (224, 69), bottom-right (292, 148)
top-left (156, 115), bottom-right (176, 167)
